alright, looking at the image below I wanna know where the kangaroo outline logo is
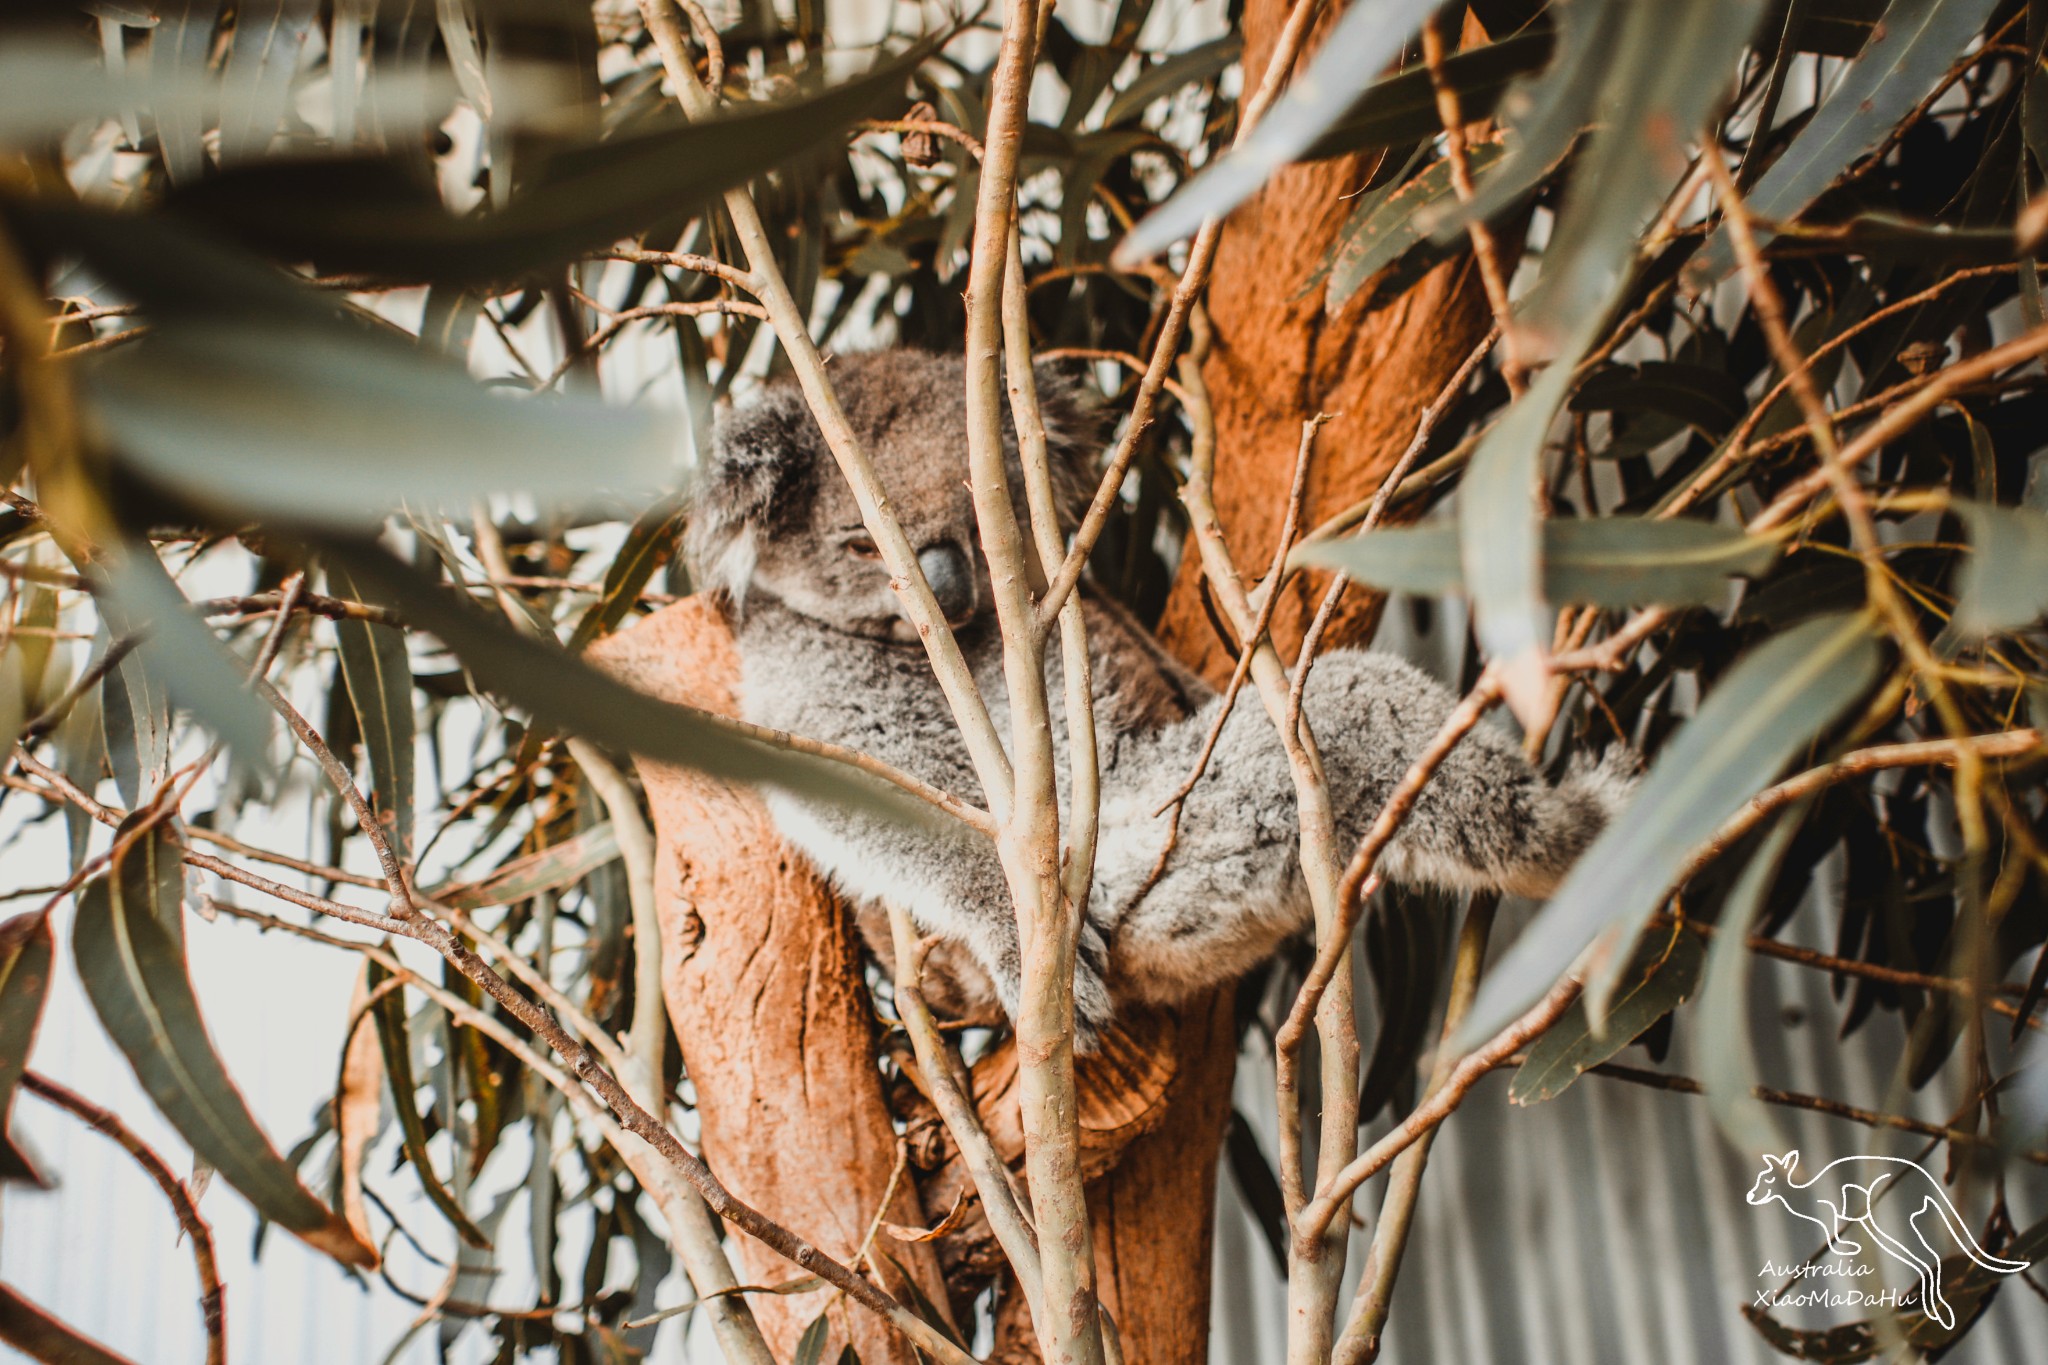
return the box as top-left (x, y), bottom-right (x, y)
top-left (1745, 1149), bottom-right (2030, 1329)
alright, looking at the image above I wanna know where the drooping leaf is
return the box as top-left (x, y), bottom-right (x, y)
top-left (1514, 0), bottom-right (1768, 349)
top-left (218, 0), bottom-right (316, 164)
top-left (0, 912), bottom-right (55, 1185)
top-left (427, 823), bottom-right (620, 912)
top-left (1509, 919), bottom-right (1702, 1104)
top-left (1324, 143), bottom-right (1507, 312)
top-left (1101, 34), bottom-right (1242, 128)
top-left (0, 1285), bottom-right (139, 1365)
top-left (1116, 0), bottom-right (1443, 263)
top-left (326, 563), bottom-right (417, 855)
top-left (1458, 0), bottom-right (1757, 721)
top-left (367, 959), bottom-right (492, 1249)
top-left (1426, 0), bottom-right (1619, 238)
top-left (87, 320), bottom-right (678, 529)
top-left (153, 1), bottom-right (222, 185)
top-left (566, 493), bottom-right (686, 653)
top-left (1223, 1110), bottom-right (1289, 1273)
top-left (1456, 611), bottom-right (1883, 1047)
top-left (1695, 817), bottom-right (1803, 1156)
top-left (333, 961), bottom-right (386, 1249)
top-left (793, 1311), bottom-right (832, 1365)
top-left (73, 855), bottom-right (377, 1268)
top-left (1460, 322), bottom-right (1590, 728)
top-left (1296, 516), bottom-right (1779, 607)
top-left (321, 538), bottom-right (946, 829)
top-left (1693, 0), bottom-right (2006, 282)
top-left (1302, 28), bottom-right (1556, 162)
top-left (1569, 361), bottom-right (1750, 441)
top-left (1357, 886), bottom-right (1452, 1124)
top-left (1951, 500), bottom-right (2048, 633)
top-left (162, 44), bottom-right (935, 284)
top-left (95, 544), bottom-right (274, 772)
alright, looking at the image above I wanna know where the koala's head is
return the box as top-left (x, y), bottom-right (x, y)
top-left (687, 348), bottom-right (1100, 643)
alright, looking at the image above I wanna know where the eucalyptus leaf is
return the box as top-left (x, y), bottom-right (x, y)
top-left (1302, 29), bottom-right (1555, 162)
top-left (1455, 612), bottom-right (1883, 1048)
top-left (1116, 0), bottom-right (1442, 263)
top-left (1693, 0), bottom-right (2005, 282)
top-left (321, 539), bottom-right (946, 830)
top-left (1695, 818), bottom-right (1801, 1156)
top-left (95, 546), bottom-right (274, 772)
top-left (327, 564), bottom-right (418, 855)
top-left (1952, 500), bottom-right (2048, 633)
top-left (1298, 514), bottom-right (1778, 607)
top-left (218, 0), bottom-right (315, 163)
top-left (1509, 919), bottom-right (1702, 1105)
top-left (163, 44), bottom-right (935, 284)
top-left (1325, 144), bottom-right (1507, 312)
top-left (367, 960), bottom-right (492, 1248)
top-left (74, 854), bottom-right (377, 1268)
top-left (0, 912), bottom-right (55, 1185)
top-left (428, 824), bottom-right (620, 911)
top-left (0, 1286), bottom-right (138, 1365)
top-left (1101, 35), bottom-right (1242, 128)
top-left (88, 321), bottom-right (677, 528)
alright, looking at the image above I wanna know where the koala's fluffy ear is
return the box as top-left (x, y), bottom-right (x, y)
top-left (685, 383), bottom-right (817, 611)
top-left (1030, 359), bottom-right (1110, 528)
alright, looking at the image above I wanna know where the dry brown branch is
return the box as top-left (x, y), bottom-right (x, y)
top-left (1297, 970), bottom-right (1585, 1244)
top-left (1420, 17), bottom-right (1522, 393)
top-left (1333, 894), bottom-right (1500, 1365)
top-left (253, 677), bottom-right (415, 919)
top-left (22, 1072), bottom-right (226, 1365)
top-left (1570, 1059), bottom-right (2048, 1162)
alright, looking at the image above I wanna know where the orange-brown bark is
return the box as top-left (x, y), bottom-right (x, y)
top-left (592, 605), bottom-right (948, 1364)
top-left (1154, 12), bottom-right (1496, 686)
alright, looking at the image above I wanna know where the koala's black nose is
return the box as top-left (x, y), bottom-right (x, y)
top-left (917, 543), bottom-right (977, 625)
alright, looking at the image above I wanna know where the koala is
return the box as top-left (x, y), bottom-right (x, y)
top-left (688, 349), bottom-right (1631, 1047)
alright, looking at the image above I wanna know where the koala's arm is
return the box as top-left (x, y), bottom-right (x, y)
top-left (1091, 650), bottom-right (1630, 1006)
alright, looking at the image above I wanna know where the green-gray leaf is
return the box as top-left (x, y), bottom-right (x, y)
top-left (96, 545), bottom-right (274, 772)
top-left (88, 321), bottom-right (676, 528)
top-left (1296, 516), bottom-right (1779, 608)
top-left (1696, 817), bottom-right (1801, 1156)
top-left (1455, 611), bottom-right (1882, 1049)
top-left (74, 848), bottom-right (377, 1269)
top-left (1116, 0), bottom-right (1442, 263)
top-left (1952, 500), bottom-right (2048, 633)
top-left (327, 563), bottom-right (418, 855)
top-left (1510, 920), bottom-right (1701, 1105)
top-left (162, 44), bottom-right (934, 284)
top-left (322, 539), bottom-right (948, 831)
top-left (0, 912), bottom-right (55, 1185)
top-left (1324, 144), bottom-right (1507, 313)
top-left (1692, 0), bottom-right (2004, 282)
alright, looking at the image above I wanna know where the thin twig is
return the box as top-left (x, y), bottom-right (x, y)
top-left (1287, 326), bottom-right (1500, 738)
top-left (1037, 0), bottom-right (1337, 631)
top-left (1296, 970), bottom-right (1584, 1245)
top-left (23, 1072), bottom-right (226, 1365)
top-left (1333, 894), bottom-right (1500, 1365)
top-left (1420, 17), bottom-right (1522, 393)
top-left (253, 678), bottom-right (415, 920)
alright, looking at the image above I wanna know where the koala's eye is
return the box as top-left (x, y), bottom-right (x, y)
top-left (845, 537), bottom-right (882, 560)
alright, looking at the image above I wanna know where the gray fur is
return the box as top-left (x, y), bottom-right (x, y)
top-left (693, 349), bottom-right (1629, 1046)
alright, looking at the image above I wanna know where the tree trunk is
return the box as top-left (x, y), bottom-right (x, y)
top-left (592, 607), bottom-right (950, 1365)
